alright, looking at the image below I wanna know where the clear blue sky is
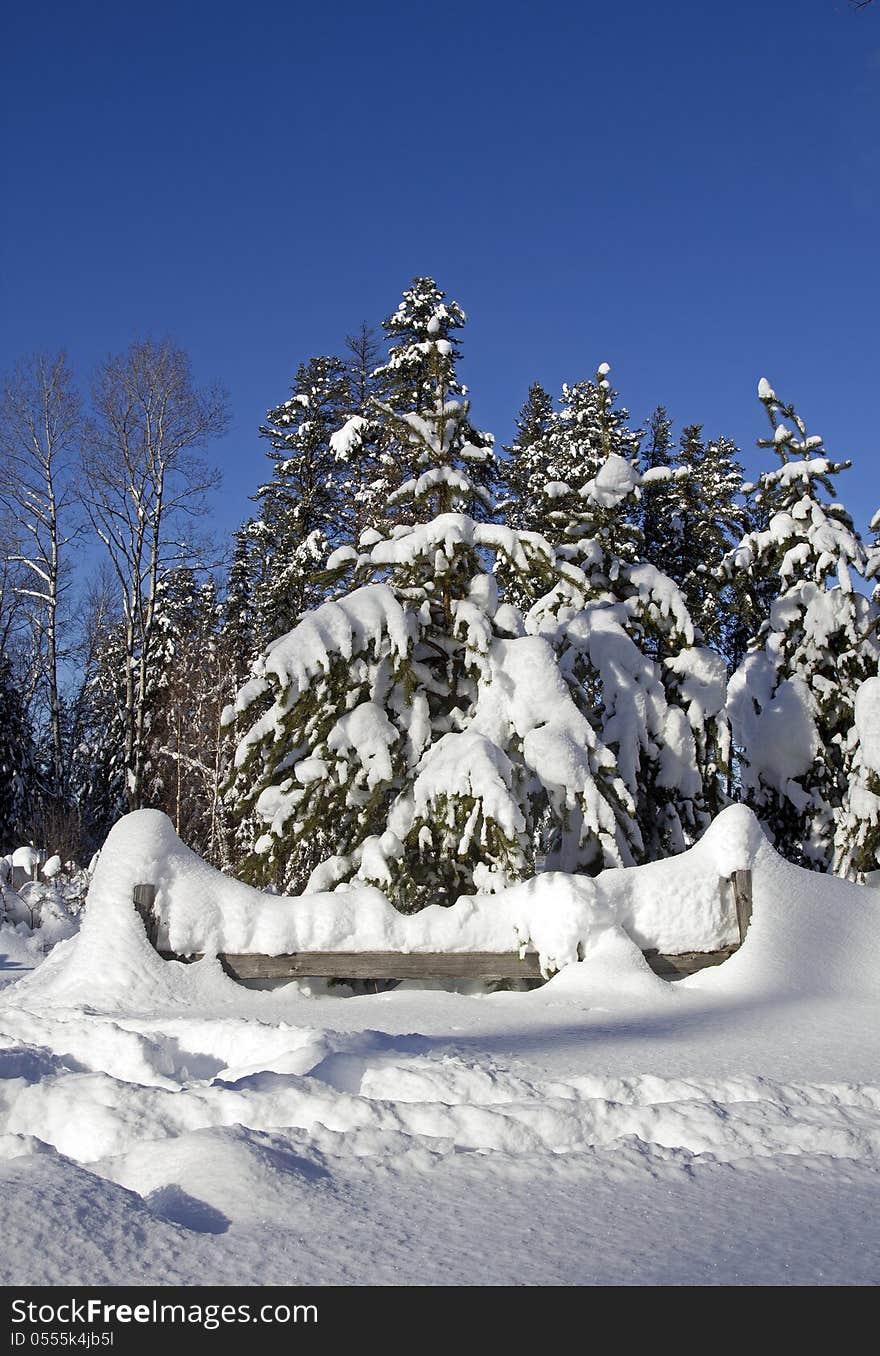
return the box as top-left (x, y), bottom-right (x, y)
top-left (1, 0), bottom-right (878, 543)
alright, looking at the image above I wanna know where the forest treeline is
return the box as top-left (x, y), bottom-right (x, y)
top-left (2, 278), bottom-right (879, 899)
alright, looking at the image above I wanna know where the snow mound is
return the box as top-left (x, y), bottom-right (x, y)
top-left (685, 830), bottom-right (880, 999)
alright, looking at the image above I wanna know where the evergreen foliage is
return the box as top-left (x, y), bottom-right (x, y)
top-left (639, 407), bottom-right (681, 579)
top-left (3, 289), bottom-right (880, 892)
top-left (71, 619), bottom-right (128, 850)
top-left (725, 379), bottom-right (879, 867)
top-left (224, 288), bottom-right (636, 903)
top-left (504, 367), bottom-right (729, 854)
top-left (835, 677), bottom-right (880, 879)
top-left (252, 355), bottom-right (353, 645)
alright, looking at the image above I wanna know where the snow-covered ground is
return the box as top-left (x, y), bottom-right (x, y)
top-left (0, 808), bottom-right (878, 1286)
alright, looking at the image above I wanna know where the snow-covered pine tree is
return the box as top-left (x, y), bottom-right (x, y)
top-left (725, 378), bottom-right (879, 868)
top-left (864, 507), bottom-right (880, 604)
top-left (330, 323), bottom-right (387, 543)
top-left (723, 477), bottom-right (777, 678)
top-left (144, 569), bottom-right (232, 861)
top-left (334, 278), bottom-right (498, 535)
top-left (834, 676), bottom-right (880, 879)
top-left (222, 527), bottom-right (259, 690)
top-left (639, 407), bottom-right (682, 581)
top-left (527, 368), bottom-right (729, 854)
top-left (253, 355), bottom-right (353, 645)
top-left (535, 367), bottom-right (643, 570)
top-left (376, 277), bottom-right (468, 417)
top-left (344, 323), bottom-right (381, 414)
top-left (502, 383), bottom-right (556, 535)
top-left (213, 532), bottom-right (267, 870)
top-left (144, 567), bottom-right (202, 808)
top-left (639, 415), bottom-right (748, 656)
top-left (498, 369), bottom-right (644, 613)
top-left (674, 427), bottom-right (749, 653)
top-left (498, 383), bottom-right (558, 610)
top-left (71, 618), bottom-right (128, 850)
top-left (223, 291), bottom-right (638, 907)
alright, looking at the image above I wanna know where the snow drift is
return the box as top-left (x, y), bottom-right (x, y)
top-left (1, 807), bottom-right (879, 1287)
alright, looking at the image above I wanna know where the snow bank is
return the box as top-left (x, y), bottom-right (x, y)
top-left (686, 829), bottom-right (880, 1000)
top-left (597, 804), bottom-right (761, 952)
top-left (0, 923), bottom-right (50, 979)
top-left (1, 810), bottom-right (879, 1290)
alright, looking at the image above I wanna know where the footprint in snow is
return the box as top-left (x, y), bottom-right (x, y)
top-left (144, 1184), bottom-right (230, 1235)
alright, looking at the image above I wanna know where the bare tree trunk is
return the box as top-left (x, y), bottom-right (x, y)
top-left (46, 509), bottom-right (62, 791)
top-left (0, 352), bottom-right (82, 798)
top-left (81, 339), bottom-right (228, 814)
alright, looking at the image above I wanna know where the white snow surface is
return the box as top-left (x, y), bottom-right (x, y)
top-left (1, 808), bottom-right (878, 1287)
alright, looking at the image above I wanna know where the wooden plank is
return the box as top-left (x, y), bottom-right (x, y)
top-left (136, 885), bottom-right (743, 983)
top-left (643, 946), bottom-right (738, 979)
top-left (158, 949), bottom-right (546, 981)
top-left (155, 946), bottom-right (741, 982)
top-left (731, 868), bottom-right (753, 944)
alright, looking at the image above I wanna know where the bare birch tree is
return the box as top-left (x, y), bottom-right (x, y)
top-left (81, 338), bottom-right (228, 811)
top-left (0, 515), bottom-right (29, 656)
top-left (0, 353), bottom-right (82, 796)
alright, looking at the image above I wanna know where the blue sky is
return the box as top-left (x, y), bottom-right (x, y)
top-left (1, 0), bottom-right (878, 544)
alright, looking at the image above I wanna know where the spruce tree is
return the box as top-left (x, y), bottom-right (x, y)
top-left (224, 286), bottom-right (637, 905)
top-left (639, 407), bottom-right (682, 579)
top-left (723, 477), bottom-right (776, 677)
top-left (540, 367), bottom-right (643, 569)
top-left (344, 323), bottom-right (381, 415)
top-left (500, 367), bottom-right (645, 609)
top-left (254, 355), bottom-right (353, 644)
top-left (222, 527), bottom-right (260, 688)
top-left (338, 278), bottom-right (498, 533)
top-left (499, 383), bottom-right (559, 610)
top-left (675, 427), bottom-right (749, 651)
top-left (725, 378), bottom-right (879, 867)
top-left (864, 507), bottom-right (880, 604)
top-left (334, 323), bottom-right (387, 541)
top-left (834, 676), bottom-right (880, 879)
top-left (146, 570), bottom-right (233, 863)
top-left (640, 415), bottom-right (749, 655)
top-left (527, 368), bottom-right (728, 856)
top-left (72, 619), bottom-right (128, 849)
top-left (503, 382), bottom-right (556, 535)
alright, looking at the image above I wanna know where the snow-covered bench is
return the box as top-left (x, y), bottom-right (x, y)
top-left (132, 872), bottom-right (752, 983)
